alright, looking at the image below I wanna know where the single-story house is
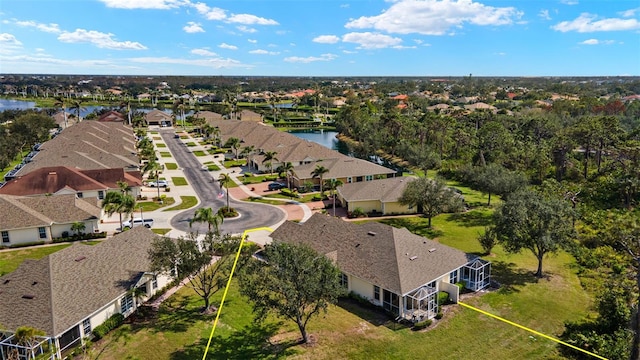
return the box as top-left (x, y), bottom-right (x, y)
top-left (97, 111), bottom-right (125, 123)
top-left (289, 158), bottom-right (397, 190)
top-left (194, 111), bottom-right (224, 125)
top-left (0, 166), bottom-right (143, 199)
top-left (337, 176), bottom-right (417, 215)
top-left (238, 110), bottom-right (263, 122)
top-left (270, 214), bottom-right (491, 322)
top-left (0, 194), bottom-right (101, 247)
top-left (144, 110), bottom-right (173, 127)
top-left (0, 227), bottom-right (173, 359)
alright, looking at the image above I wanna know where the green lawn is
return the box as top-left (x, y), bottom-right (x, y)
top-left (223, 159), bottom-right (246, 168)
top-left (137, 198), bottom-right (176, 211)
top-left (160, 152), bottom-right (172, 158)
top-left (239, 174), bottom-right (279, 184)
top-left (192, 150), bottom-right (206, 156)
top-left (186, 142), bottom-right (197, 147)
top-left (165, 163), bottom-right (178, 170)
top-left (151, 228), bottom-right (172, 235)
top-left (171, 177), bottom-right (188, 186)
top-left (0, 244), bottom-right (72, 275)
top-left (163, 196), bottom-right (198, 211)
top-left (156, 143), bottom-right (167, 148)
top-left (0, 150), bottom-right (29, 180)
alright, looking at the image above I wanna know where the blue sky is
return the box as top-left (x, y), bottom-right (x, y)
top-left (0, 0), bottom-right (639, 76)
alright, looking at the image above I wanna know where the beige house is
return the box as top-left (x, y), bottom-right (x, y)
top-left (144, 109), bottom-right (173, 126)
top-left (0, 194), bottom-right (101, 247)
top-left (0, 227), bottom-right (174, 359)
top-left (238, 109), bottom-right (262, 122)
top-left (290, 158), bottom-right (397, 190)
top-left (337, 176), bottom-right (417, 215)
top-left (271, 214), bottom-right (491, 322)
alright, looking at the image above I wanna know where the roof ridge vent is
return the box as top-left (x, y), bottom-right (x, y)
top-left (367, 231), bottom-right (376, 236)
top-left (75, 256), bottom-right (86, 262)
top-left (429, 248), bottom-right (437, 253)
top-left (409, 256), bottom-right (418, 261)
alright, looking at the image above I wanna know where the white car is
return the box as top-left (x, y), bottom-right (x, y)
top-left (122, 218), bottom-right (154, 229)
top-left (147, 180), bottom-right (168, 187)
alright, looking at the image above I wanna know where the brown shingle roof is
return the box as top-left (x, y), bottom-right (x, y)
top-left (293, 158), bottom-right (396, 180)
top-left (0, 194), bottom-right (100, 230)
top-left (338, 176), bottom-right (415, 202)
top-left (0, 227), bottom-right (159, 336)
top-left (271, 214), bottom-right (475, 295)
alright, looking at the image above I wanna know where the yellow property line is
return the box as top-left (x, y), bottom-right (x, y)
top-left (201, 227), bottom-right (274, 360)
top-left (458, 301), bottom-right (608, 360)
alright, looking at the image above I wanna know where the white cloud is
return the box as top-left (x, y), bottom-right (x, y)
top-left (559, 0), bottom-right (578, 5)
top-left (343, 50), bottom-right (358, 54)
top-left (345, 0), bottom-right (523, 35)
top-left (191, 48), bottom-right (216, 56)
top-left (58, 29), bottom-right (147, 50)
top-left (340, 4), bottom-right (350, 8)
top-left (342, 32), bottom-right (403, 49)
top-left (579, 38), bottom-right (615, 45)
top-left (0, 33), bottom-right (22, 54)
top-left (227, 14), bottom-right (278, 25)
top-left (14, 20), bottom-right (61, 33)
top-left (236, 25), bottom-right (257, 33)
top-left (183, 21), bottom-right (204, 33)
top-left (247, 39), bottom-right (258, 43)
top-left (219, 43), bottom-right (238, 50)
top-left (129, 56), bottom-right (249, 69)
top-left (99, 0), bottom-right (183, 9)
top-left (619, 8), bottom-right (639, 17)
top-left (284, 53), bottom-right (337, 63)
top-left (194, 4), bottom-right (226, 20)
top-left (249, 49), bottom-right (280, 55)
top-left (552, 13), bottom-right (640, 32)
top-left (539, 9), bottom-right (551, 20)
top-left (313, 35), bottom-right (340, 44)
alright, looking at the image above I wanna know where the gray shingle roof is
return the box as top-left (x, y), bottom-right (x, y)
top-left (293, 158), bottom-right (397, 180)
top-left (270, 213), bottom-right (475, 295)
top-left (0, 227), bottom-right (160, 336)
top-left (338, 176), bottom-right (415, 202)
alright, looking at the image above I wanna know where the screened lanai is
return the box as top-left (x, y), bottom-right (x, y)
top-left (404, 285), bottom-right (437, 322)
top-left (461, 258), bottom-right (491, 291)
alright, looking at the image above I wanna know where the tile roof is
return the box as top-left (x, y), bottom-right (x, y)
top-left (0, 194), bottom-right (101, 230)
top-left (17, 121), bottom-right (139, 175)
top-left (337, 176), bottom-right (415, 202)
top-left (0, 227), bottom-right (160, 336)
top-left (271, 213), bottom-right (475, 295)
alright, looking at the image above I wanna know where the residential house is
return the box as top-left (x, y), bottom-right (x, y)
top-left (51, 111), bottom-right (76, 129)
top-left (337, 176), bottom-right (417, 215)
top-left (290, 158), bottom-right (397, 190)
top-left (97, 111), bottom-right (125, 123)
top-left (0, 227), bottom-right (173, 359)
top-left (144, 110), bottom-right (173, 127)
top-left (0, 166), bottom-right (143, 199)
top-left (194, 111), bottom-right (224, 125)
top-left (238, 109), bottom-right (262, 122)
top-left (0, 194), bottom-right (101, 247)
top-left (271, 214), bottom-right (491, 322)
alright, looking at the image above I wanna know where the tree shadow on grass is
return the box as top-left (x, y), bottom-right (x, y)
top-left (337, 298), bottom-right (411, 332)
top-left (491, 260), bottom-right (540, 294)
top-left (170, 322), bottom-right (297, 360)
top-left (445, 211), bottom-right (493, 228)
top-left (151, 293), bottom-right (215, 333)
top-left (379, 218), bottom-right (443, 239)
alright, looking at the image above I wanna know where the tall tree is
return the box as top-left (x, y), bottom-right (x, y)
top-left (471, 163), bottom-right (528, 206)
top-left (142, 159), bottom-right (163, 200)
top-left (53, 96), bottom-right (68, 128)
top-left (324, 178), bottom-right (343, 216)
top-left (239, 242), bottom-right (344, 344)
top-left (218, 173), bottom-right (233, 210)
top-left (311, 165), bottom-right (329, 195)
top-left (101, 191), bottom-right (136, 230)
top-left (262, 151), bottom-right (278, 175)
top-left (494, 189), bottom-right (574, 278)
top-left (281, 161), bottom-right (295, 189)
top-left (398, 177), bottom-right (465, 227)
top-left (225, 137), bottom-right (241, 159)
top-left (190, 207), bottom-right (223, 236)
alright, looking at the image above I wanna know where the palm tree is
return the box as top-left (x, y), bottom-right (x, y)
top-left (241, 145), bottom-right (256, 168)
top-left (71, 221), bottom-right (86, 236)
top-left (68, 99), bottom-right (85, 123)
top-left (53, 96), bottom-right (68, 128)
top-left (117, 180), bottom-right (131, 194)
top-left (189, 207), bottom-right (223, 236)
top-left (218, 173), bottom-right (233, 210)
top-left (102, 191), bottom-right (136, 230)
top-left (262, 151), bottom-right (278, 175)
top-left (311, 165), bottom-right (329, 195)
top-left (325, 178), bottom-right (344, 216)
top-left (120, 99), bottom-right (132, 125)
top-left (173, 98), bottom-right (187, 128)
top-left (226, 137), bottom-right (241, 159)
top-left (142, 160), bottom-right (163, 200)
top-left (281, 161), bottom-right (295, 189)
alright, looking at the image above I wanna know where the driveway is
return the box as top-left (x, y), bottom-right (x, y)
top-left (159, 129), bottom-right (286, 236)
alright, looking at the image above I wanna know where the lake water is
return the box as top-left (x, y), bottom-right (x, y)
top-left (287, 129), bottom-right (350, 155)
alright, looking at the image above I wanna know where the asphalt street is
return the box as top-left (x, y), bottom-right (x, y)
top-left (159, 129), bottom-right (286, 235)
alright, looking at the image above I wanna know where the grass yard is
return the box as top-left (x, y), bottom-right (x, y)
top-left (207, 164), bottom-right (220, 171)
top-left (137, 198), bottom-right (176, 211)
top-left (163, 196), bottom-right (198, 211)
top-left (171, 177), bottom-right (188, 186)
top-left (186, 142), bottom-right (197, 147)
top-left (223, 159), bottom-right (246, 168)
top-left (151, 228), bottom-right (171, 235)
top-left (156, 143), bottom-right (167, 148)
top-left (192, 150), bottom-right (206, 156)
top-left (239, 174), bottom-right (279, 184)
top-left (165, 162), bottom-right (178, 170)
top-left (153, 137), bottom-right (162, 140)
top-left (0, 244), bottom-right (72, 275)
top-left (160, 152), bottom-right (172, 158)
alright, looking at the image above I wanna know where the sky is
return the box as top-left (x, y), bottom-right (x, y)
top-left (0, 0), bottom-right (639, 77)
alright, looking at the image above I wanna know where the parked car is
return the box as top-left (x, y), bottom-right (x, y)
top-left (268, 182), bottom-right (287, 191)
top-left (122, 218), bottom-right (154, 229)
top-left (148, 180), bottom-right (168, 187)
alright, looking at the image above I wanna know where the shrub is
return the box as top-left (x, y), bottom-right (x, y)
top-left (164, 187), bottom-right (171, 192)
top-left (218, 206), bottom-right (238, 218)
top-left (413, 319), bottom-right (432, 330)
top-left (455, 281), bottom-right (467, 291)
top-left (435, 312), bottom-right (444, 320)
top-left (280, 188), bottom-right (300, 198)
top-left (9, 241), bottom-right (46, 248)
top-left (350, 207), bottom-right (367, 218)
top-left (93, 313), bottom-right (124, 340)
top-left (437, 291), bottom-right (450, 305)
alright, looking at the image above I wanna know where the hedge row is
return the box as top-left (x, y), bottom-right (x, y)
top-left (92, 313), bottom-right (125, 340)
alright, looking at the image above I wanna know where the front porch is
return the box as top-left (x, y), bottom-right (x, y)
top-left (460, 258), bottom-right (491, 291)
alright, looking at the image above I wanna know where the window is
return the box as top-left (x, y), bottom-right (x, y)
top-left (121, 294), bottom-right (134, 314)
top-left (340, 273), bottom-right (349, 289)
top-left (356, 176), bottom-right (363, 182)
top-left (82, 319), bottom-right (91, 336)
top-left (346, 177), bottom-right (352, 184)
top-left (365, 175), bottom-right (373, 181)
top-left (152, 276), bottom-right (158, 290)
top-left (38, 227), bottom-right (47, 239)
top-left (98, 191), bottom-right (104, 200)
top-left (76, 192), bottom-right (83, 198)
top-left (374, 285), bottom-right (380, 300)
top-left (1, 231), bottom-right (9, 244)
top-left (449, 270), bottom-right (458, 284)
top-left (383, 290), bottom-right (399, 315)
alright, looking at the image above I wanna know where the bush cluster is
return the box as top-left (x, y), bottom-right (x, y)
top-left (92, 313), bottom-right (124, 340)
top-left (52, 232), bottom-right (107, 244)
top-left (413, 319), bottom-right (433, 330)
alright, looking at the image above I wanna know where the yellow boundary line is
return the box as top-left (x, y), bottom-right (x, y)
top-left (201, 227), bottom-right (273, 360)
top-left (458, 301), bottom-right (608, 360)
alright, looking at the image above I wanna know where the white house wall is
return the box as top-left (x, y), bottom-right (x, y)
top-left (349, 274), bottom-right (378, 304)
top-left (3, 228), bottom-right (43, 246)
